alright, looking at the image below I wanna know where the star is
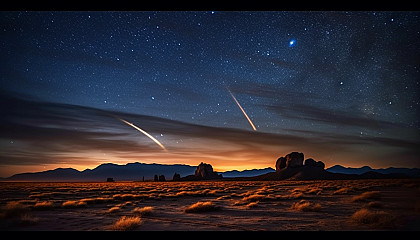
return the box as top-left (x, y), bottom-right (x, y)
top-left (289, 39), bottom-right (296, 47)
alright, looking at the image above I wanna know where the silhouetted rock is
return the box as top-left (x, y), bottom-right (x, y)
top-left (180, 162), bottom-right (223, 181)
top-left (154, 174), bottom-right (159, 182)
top-left (275, 157), bottom-right (287, 171)
top-left (316, 161), bottom-right (325, 169)
top-left (172, 173), bottom-right (181, 181)
top-left (304, 158), bottom-right (325, 169)
top-left (285, 152), bottom-right (304, 168)
top-left (158, 175), bottom-right (166, 181)
top-left (106, 177), bottom-right (114, 182)
top-left (195, 162), bottom-right (223, 179)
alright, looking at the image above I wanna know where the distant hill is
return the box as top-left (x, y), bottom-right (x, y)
top-left (220, 167), bottom-right (275, 178)
top-left (3, 162), bottom-right (196, 182)
top-left (326, 165), bottom-right (420, 178)
top-left (1, 162), bottom-right (276, 182)
top-left (3, 160), bottom-right (419, 182)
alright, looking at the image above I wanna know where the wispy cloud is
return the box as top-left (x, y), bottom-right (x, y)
top-left (1, 91), bottom-right (419, 177)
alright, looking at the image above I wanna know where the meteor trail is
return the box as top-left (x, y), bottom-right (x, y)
top-left (118, 118), bottom-right (167, 151)
top-left (227, 89), bottom-right (257, 131)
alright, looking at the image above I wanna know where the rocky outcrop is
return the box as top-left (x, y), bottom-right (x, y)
top-left (180, 162), bottom-right (223, 181)
top-left (172, 173), bottom-right (181, 181)
top-left (304, 158), bottom-right (325, 169)
top-left (275, 157), bottom-right (286, 171)
top-left (276, 152), bottom-right (324, 172)
top-left (285, 152), bottom-right (304, 168)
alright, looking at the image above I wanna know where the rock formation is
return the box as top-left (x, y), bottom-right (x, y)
top-left (180, 162), bottom-right (223, 180)
top-left (276, 152), bottom-right (325, 172)
top-left (194, 162), bottom-right (223, 179)
top-left (275, 157), bottom-right (286, 171)
top-left (304, 158), bottom-right (325, 169)
top-left (172, 172), bottom-right (181, 181)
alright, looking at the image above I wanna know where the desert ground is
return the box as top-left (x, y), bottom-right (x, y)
top-left (1, 179), bottom-right (420, 231)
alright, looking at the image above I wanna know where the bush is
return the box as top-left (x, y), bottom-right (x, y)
top-left (350, 208), bottom-right (394, 226)
top-left (1, 201), bottom-right (30, 218)
top-left (184, 201), bottom-right (220, 213)
top-left (351, 191), bottom-right (381, 202)
top-left (33, 201), bottom-right (54, 210)
top-left (290, 200), bottom-right (321, 212)
top-left (112, 216), bottom-right (142, 231)
top-left (133, 206), bottom-right (154, 216)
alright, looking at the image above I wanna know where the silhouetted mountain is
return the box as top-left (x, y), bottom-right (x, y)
top-left (3, 162), bottom-right (197, 182)
top-left (326, 165), bottom-right (420, 177)
top-left (2, 162), bottom-right (275, 182)
top-left (6, 168), bottom-right (82, 182)
top-left (221, 167), bottom-right (275, 178)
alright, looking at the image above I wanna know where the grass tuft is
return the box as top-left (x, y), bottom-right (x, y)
top-left (133, 206), bottom-right (154, 216)
top-left (350, 208), bottom-right (395, 226)
top-left (351, 191), bottom-right (381, 202)
top-left (111, 216), bottom-right (142, 231)
top-left (184, 201), bottom-right (220, 213)
top-left (290, 200), bottom-right (321, 212)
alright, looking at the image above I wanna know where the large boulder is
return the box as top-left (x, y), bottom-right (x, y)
top-left (285, 152), bottom-right (304, 168)
top-left (194, 162), bottom-right (223, 180)
top-left (275, 157), bottom-right (287, 171)
top-left (304, 158), bottom-right (325, 169)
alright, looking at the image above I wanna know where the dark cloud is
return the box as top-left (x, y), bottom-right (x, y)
top-left (1, 91), bottom-right (419, 172)
top-left (263, 103), bottom-right (404, 131)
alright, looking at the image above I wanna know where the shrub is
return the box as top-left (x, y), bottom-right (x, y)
top-left (184, 201), bottom-right (220, 213)
top-left (290, 200), bottom-right (321, 212)
top-left (18, 213), bottom-right (39, 226)
top-left (62, 200), bottom-right (87, 208)
top-left (107, 206), bottom-right (121, 213)
top-left (350, 208), bottom-right (394, 226)
top-left (351, 191), bottom-right (381, 202)
top-left (133, 206), bottom-right (154, 216)
top-left (245, 202), bottom-right (259, 209)
top-left (112, 216), bottom-right (142, 231)
top-left (1, 201), bottom-right (30, 218)
top-left (33, 201), bottom-right (54, 210)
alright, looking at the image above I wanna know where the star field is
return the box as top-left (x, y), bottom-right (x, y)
top-left (0, 11), bottom-right (419, 176)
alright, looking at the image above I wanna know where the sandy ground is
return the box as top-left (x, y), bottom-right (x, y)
top-left (1, 179), bottom-right (419, 231)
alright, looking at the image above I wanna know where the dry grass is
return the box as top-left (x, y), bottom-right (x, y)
top-left (107, 206), bottom-right (121, 214)
top-left (290, 200), bottom-right (321, 212)
top-left (350, 208), bottom-right (395, 226)
top-left (1, 201), bottom-right (30, 218)
top-left (333, 187), bottom-right (352, 195)
top-left (111, 216), bottom-right (142, 231)
top-left (245, 201), bottom-right (259, 209)
top-left (18, 213), bottom-right (39, 226)
top-left (33, 201), bottom-right (54, 210)
top-left (62, 200), bottom-right (87, 208)
top-left (351, 191), bottom-right (381, 202)
top-left (133, 206), bottom-right (154, 216)
top-left (184, 201), bottom-right (220, 213)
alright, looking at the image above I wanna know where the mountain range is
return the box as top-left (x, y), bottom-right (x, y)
top-left (1, 162), bottom-right (419, 182)
top-left (0, 162), bottom-right (277, 182)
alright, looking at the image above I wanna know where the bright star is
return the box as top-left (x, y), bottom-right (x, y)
top-left (289, 39), bottom-right (295, 47)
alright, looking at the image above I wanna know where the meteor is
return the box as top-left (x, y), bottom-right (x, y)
top-left (227, 89), bottom-right (257, 131)
top-left (118, 118), bottom-right (167, 152)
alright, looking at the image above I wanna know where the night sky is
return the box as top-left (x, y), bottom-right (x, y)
top-left (1, 11), bottom-right (419, 177)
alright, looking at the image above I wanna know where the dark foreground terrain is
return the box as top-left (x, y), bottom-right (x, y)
top-left (1, 179), bottom-right (420, 231)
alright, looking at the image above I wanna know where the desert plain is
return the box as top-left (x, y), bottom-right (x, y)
top-left (1, 179), bottom-right (420, 231)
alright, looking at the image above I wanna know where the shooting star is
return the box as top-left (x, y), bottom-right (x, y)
top-left (227, 88), bottom-right (257, 131)
top-left (118, 118), bottom-right (167, 152)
